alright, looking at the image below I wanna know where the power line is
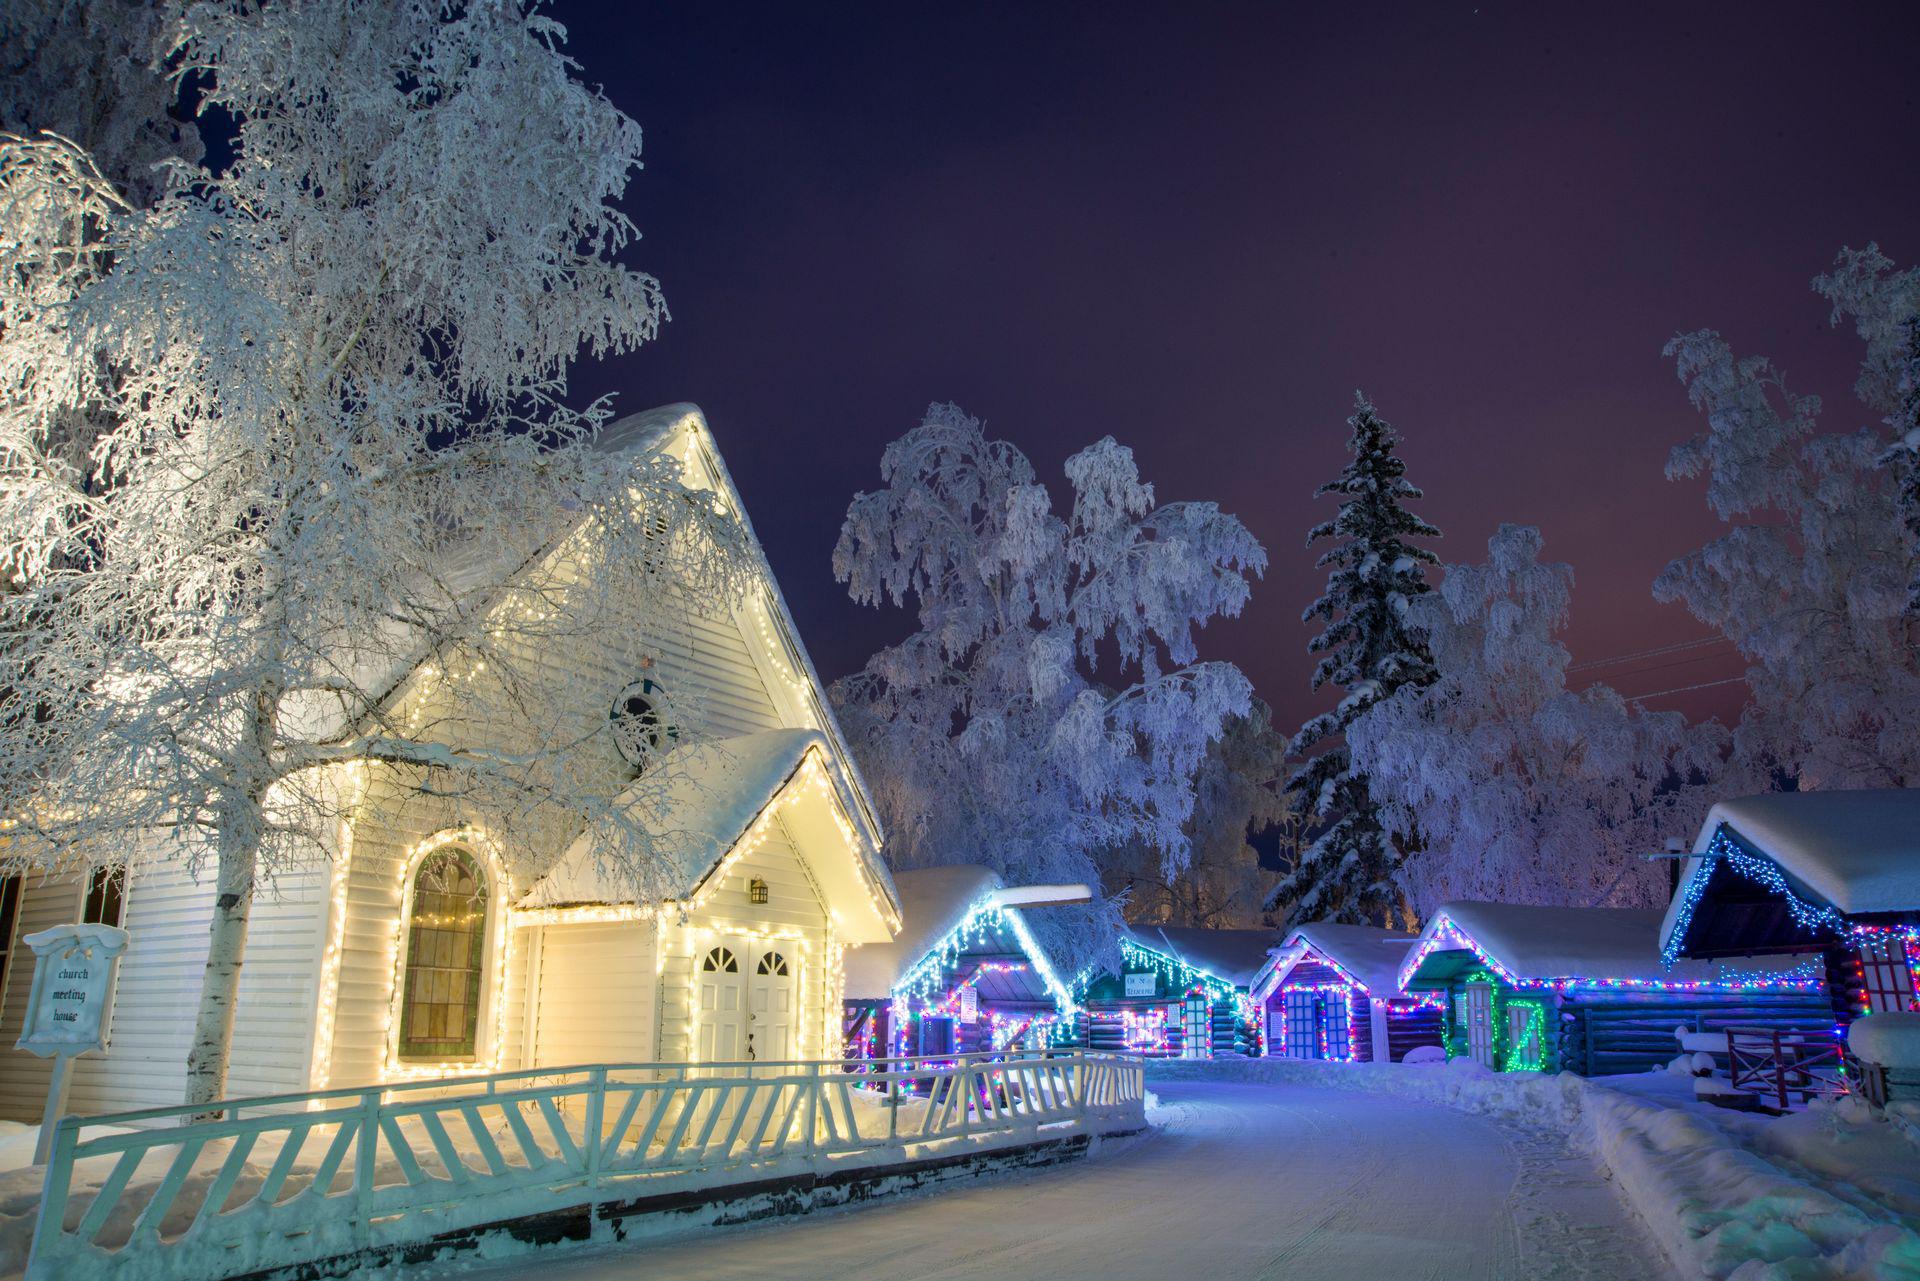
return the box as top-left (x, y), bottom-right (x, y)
top-left (1619, 674), bottom-right (1746, 702)
top-left (1572, 645), bottom-right (1741, 690)
top-left (1567, 635), bottom-right (1729, 674)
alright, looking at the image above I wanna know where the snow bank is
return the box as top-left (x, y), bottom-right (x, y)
top-left (1147, 1059), bottom-right (1920, 1280)
top-left (1850, 1013), bottom-right (1920, 1070)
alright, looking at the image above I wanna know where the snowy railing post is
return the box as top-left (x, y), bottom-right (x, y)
top-left (353, 1087), bottom-right (380, 1249)
top-left (583, 1067), bottom-right (607, 1189)
top-left (25, 1117), bottom-right (77, 1281)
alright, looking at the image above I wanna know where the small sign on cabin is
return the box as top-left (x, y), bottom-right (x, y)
top-left (1123, 971), bottom-right (1156, 998)
top-left (957, 984), bottom-right (979, 1024)
top-left (16, 923), bottom-right (130, 1058)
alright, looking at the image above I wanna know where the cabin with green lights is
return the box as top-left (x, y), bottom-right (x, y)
top-left (1248, 923), bottom-right (1441, 1062)
top-left (841, 866), bottom-right (1083, 1061)
top-left (1400, 901), bottom-right (1831, 1076)
top-left (1077, 926), bottom-right (1271, 1058)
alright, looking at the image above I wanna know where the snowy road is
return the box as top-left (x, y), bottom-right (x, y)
top-left (425, 1078), bottom-right (1668, 1281)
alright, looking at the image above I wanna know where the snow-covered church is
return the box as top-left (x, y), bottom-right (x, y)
top-left (0, 405), bottom-right (903, 1119)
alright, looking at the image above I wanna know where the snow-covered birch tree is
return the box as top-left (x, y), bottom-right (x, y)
top-left (0, 0), bottom-right (749, 1109)
top-left (1271, 395), bottom-right (1439, 928)
top-left (1101, 701), bottom-right (1289, 929)
top-left (830, 403), bottom-right (1266, 969)
top-left (1351, 525), bottom-right (1723, 914)
top-left (1657, 245), bottom-right (1920, 789)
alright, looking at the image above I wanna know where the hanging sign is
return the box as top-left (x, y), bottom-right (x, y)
top-left (17, 923), bottom-right (129, 1057)
top-left (957, 984), bottom-right (979, 1024)
top-left (1123, 971), bottom-right (1156, 998)
top-left (15, 922), bottom-right (131, 1167)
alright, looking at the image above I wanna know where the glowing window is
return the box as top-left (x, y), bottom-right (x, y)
top-left (399, 849), bottom-right (488, 1061)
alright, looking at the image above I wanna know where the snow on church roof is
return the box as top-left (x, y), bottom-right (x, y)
top-left (842, 865), bottom-right (1004, 1000)
top-left (1665, 791), bottom-right (1920, 937)
top-left (520, 728), bottom-right (826, 908)
top-left (1269, 922), bottom-right (1418, 996)
top-left (1126, 925), bottom-right (1277, 988)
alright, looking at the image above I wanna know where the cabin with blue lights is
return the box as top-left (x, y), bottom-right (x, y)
top-left (841, 866), bottom-right (1083, 1061)
top-left (1401, 901), bottom-right (1831, 1076)
top-left (1660, 790), bottom-right (1919, 1035)
top-left (1249, 923), bottom-right (1440, 1063)
top-left (1077, 926), bottom-right (1271, 1058)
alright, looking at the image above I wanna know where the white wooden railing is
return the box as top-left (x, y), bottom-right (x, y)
top-left (28, 1049), bottom-right (1144, 1281)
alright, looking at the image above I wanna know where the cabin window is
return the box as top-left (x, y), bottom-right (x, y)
top-left (1322, 993), bottom-right (1351, 1060)
top-left (1285, 990), bottom-right (1318, 1059)
top-left (609, 678), bottom-right (675, 769)
top-left (399, 849), bottom-right (489, 1062)
top-left (82, 865), bottom-right (127, 928)
top-left (917, 1015), bottom-right (955, 1058)
top-left (1858, 938), bottom-right (1916, 1014)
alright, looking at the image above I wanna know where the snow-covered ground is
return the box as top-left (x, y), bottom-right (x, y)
top-left (404, 1074), bottom-right (1666, 1281)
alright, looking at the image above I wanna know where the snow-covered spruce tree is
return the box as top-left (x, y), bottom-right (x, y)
top-left (1657, 246), bottom-right (1920, 790)
top-left (831, 404), bottom-right (1266, 971)
top-left (1270, 395), bottom-right (1438, 928)
top-left (0, 0), bottom-right (750, 1110)
top-left (1100, 700), bottom-right (1290, 929)
top-left (1351, 525), bottom-right (1725, 915)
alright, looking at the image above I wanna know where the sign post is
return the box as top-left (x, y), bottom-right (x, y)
top-left (15, 923), bottom-right (129, 1165)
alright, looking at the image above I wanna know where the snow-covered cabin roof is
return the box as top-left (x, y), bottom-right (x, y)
top-left (1124, 925), bottom-right (1277, 988)
top-left (841, 866), bottom-right (1080, 1011)
top-left (1401, 901), bottom-right (1811, 991)
top-left (517, 728), bottom-right (897, 942)
top-left (843, 865), bottom-right (1003, 1000)
top-left (1660, 792), bottom-right (1920, 957)
top-left (1255, 923), bottom-right (1417, 1000)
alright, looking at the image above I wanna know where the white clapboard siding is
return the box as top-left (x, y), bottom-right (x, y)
top-left (528, 922), bottom-right (657, 1068)
top-left (0, 848), bottom-right (328, 1122)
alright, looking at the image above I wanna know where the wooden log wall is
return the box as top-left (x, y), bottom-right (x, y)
top-left (1556, 988), bottom-right (1832, 1077)
top-left (1383, 1001), bottom-right (1443, 1062)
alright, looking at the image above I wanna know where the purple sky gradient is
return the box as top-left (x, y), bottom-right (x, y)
top-left (563, 2), bottom-right (1920, 733)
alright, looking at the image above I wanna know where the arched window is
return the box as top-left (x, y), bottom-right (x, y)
top-left (399, 848), bottom-right (489, 1061)
top-left (701, 946), bottom-right (738, 973)
top-left (756, 951), bottom-right (789, 976)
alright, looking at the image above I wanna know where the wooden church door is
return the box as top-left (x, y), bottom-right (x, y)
top-left (748, 946), bottom-right (797, 1062)
top-left (697, 943), bottom-right (746, 1062)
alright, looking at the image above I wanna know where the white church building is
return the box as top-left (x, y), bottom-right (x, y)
top-left (0, 404), bottom-right (903, 1120)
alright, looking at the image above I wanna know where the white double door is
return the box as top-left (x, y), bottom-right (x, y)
top-left (696, 938), bottom-right (797, 1064)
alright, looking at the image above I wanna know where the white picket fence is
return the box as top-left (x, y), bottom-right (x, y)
top-left (28, 1049), bottom-right (1144, 1281)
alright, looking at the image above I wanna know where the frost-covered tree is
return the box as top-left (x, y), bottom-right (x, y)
top-left (0, 0), bottom-right (748, 1109)
top-left (1101, 701), bottom-right (1290, 929)
top-left (1657, 246), bottom-right (1920, 789)
top-left (831, 404), bottom-right (1266, 969)
top-left (1271, 395), bottom-right (1439, 928)
top-left (1, 0), bottom-right (202, 205)
top-left (1352, 525), bottom-right (1723, 914)
top-left (1875, 314), bottom-right (1920, 612)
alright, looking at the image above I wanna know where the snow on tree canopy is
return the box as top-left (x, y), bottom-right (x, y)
top-left (830, 403), bottom-right (1265, 973)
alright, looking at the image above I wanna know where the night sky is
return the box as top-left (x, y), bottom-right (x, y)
top-left (561, 2), bottom-right (1920, 733)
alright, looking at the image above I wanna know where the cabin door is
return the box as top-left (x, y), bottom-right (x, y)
top-left (1284, 990), bottom-right (1319, 1060)
top-left (696, 943), bottom-right (747, 1063)
top-left (747, 945), bottom-right (797, 1063)
top-left (1181, 992), bottom-right (1211, 1059)
top-left (1460, 983), bottom-right (1494, 1067)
